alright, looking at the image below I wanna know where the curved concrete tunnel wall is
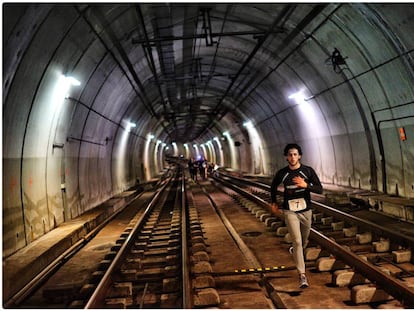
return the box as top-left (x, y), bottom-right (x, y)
top-left (2, 3), bottom-right (414, 257)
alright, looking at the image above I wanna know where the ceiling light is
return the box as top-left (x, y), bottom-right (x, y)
top-left (64, 75), bottom-right (81, 86)
top-left (288, 91), bottom-right (306, 103)
top-left (243, 121), bottom-right (253, 129)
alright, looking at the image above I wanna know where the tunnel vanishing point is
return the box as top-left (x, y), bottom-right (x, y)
top-left (3, 3), bottom-right (414, 257)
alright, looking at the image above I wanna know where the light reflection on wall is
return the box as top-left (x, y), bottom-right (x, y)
top-left (52, 74), bottom-right (80, 136)
top-left (144, 134), bottom-right (154, 181)
top-left (184, 143), bottom-right (189, 158)
top-left (206, 140), bottom-right (216, 164)
top-left (161, 143), bottom-right (167, 168)
top-left (193, 144), bottom-right (200, 159)
top-left (200, 144), bottom-right (207, 159)
top-left (154, 140), bottom-right (161, 173)
top-left (243, 121), bottom-right (267, 175)
top-left (223, 131), bottom-right (238, 170)
top-left (50, 73), bottom-right (81, 218)
top-left (289, 90), bottom-right (323, 138)
top-left (172, 142), bottom-right (178, 156)
top-left (55, 74), bottom-right (80, 112)
top-left (115, 121), bottom-right (136, 190)
top-left (213, 136), bottom-right (224, 166)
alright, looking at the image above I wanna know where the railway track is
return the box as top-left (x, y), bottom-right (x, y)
top-left (84, 170), bottom-right (190, 308)
top-left (7, 173), bottom-right (173, 308)
top-left (5, 165), bottom-right (414, 308)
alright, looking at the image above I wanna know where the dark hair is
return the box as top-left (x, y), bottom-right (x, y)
top-left (283, 143), bottom-right (302, 156)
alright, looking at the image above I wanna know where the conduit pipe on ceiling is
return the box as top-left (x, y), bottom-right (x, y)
top-left (136, 5), bottom-right (167, 115)
top-left (210, 4), bottom-right (297, 120)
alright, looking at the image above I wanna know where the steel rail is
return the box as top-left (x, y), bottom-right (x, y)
top-left (84, 175), bottom-right (174, 308)
top-left (311, 200), bottom-right (414, 249)
top-left (214, 175), bottom-right (414, 307)
top-left (311, 229), bottom-right (414, 307)
top-left (170, 169), bottom-right (190, 308)
top-left (181, 173), bottom-right (193, 308)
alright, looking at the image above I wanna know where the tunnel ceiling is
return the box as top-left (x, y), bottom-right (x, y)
top-left (5, 2), bottom-right (344, 144)
top-left (128, 3), bottom-right (321, 143)
top-left (3, 2), bottom-right (414, 147)
top-left (81, 2), bottom-right (316, 143)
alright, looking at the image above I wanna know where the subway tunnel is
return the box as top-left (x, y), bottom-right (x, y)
top-left (2, 2), bottom-right (414, 259)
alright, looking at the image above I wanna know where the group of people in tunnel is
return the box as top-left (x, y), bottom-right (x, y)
top-left (187, 156), bottom-right (218, 181)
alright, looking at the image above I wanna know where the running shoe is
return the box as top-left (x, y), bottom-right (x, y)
top-left (299, 273), bottom-right (309, 288)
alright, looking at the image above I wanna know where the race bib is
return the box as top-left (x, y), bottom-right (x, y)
top-left (288, 198), bottom-right (307, 212)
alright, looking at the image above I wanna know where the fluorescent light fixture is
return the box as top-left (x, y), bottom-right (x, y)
top-left (126, 122), bottom-right (136, 133)
top-left (65, 76), bottom-right (81, 86)
top-left (288, 90), bottom-right (306, 103)
top-left (58, 74), bottom-right (81, 100)
top-left (243, 121), bottom-right (253, 129)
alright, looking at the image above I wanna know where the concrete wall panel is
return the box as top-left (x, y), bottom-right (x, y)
top-left (2, 159), bottom-right (26, 257)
